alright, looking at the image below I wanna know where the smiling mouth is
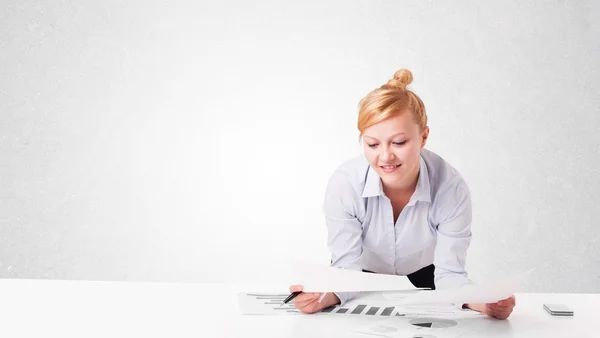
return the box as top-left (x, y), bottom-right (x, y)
top-left (380, 164), bottom-right (401, 169)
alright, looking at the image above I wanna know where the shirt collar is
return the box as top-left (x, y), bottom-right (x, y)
top-left (362, 163), bottom-right (383, 198)
top-left (361, 154), bottom-right (432, 204)
top-left (410, 155), bottom-right (432, 204)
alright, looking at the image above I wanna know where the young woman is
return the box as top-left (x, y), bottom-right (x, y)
top-left (290, 69), bottom-right (515, 320)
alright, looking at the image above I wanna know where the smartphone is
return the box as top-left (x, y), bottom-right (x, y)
top-left (543, 304), bottom-right (574, 316)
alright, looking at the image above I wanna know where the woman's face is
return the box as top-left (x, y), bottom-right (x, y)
top-left (362, 112), bottom-right (429, 190)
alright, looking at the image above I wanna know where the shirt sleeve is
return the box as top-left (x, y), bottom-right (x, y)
top-left (323, 169), bottom-right (364, 306)
top-left (433, 177), bottom-right (475, 298)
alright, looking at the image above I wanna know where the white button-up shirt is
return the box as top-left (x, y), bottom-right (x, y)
top-left (324, 148), bottom-right (474, 305)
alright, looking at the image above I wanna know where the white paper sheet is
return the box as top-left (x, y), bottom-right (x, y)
top-left (237, 290), bottom-right (484, 316)
top-left (237, 291), bottom-right (406, 315)
top-left (233, 260), bottom-right (531, 310)
top-left (237, 292), bottom-right (302, 315)
top-left (231, 260), bottom-right (420, 293)
top-left (237, 291), bottom-right (406, 316)
top-left (353, 313), bottom-right (490, 338)
top-left (391, 269), bottom-right (532, 306)
top-left (287, 260), bottom-right (419, 292)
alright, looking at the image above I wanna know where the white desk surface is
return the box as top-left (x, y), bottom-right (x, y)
top-left (0, 278), bottom-right (598, 338)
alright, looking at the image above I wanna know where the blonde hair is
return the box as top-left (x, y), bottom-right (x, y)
top-left (357, 69), bottom-right (427, 140)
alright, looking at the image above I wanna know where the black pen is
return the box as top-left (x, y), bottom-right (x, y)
top-left (280, 291), bottom-right (302, 306)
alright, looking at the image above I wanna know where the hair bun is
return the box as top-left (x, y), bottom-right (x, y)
top-left (385, 68), bottom-right (413, 91)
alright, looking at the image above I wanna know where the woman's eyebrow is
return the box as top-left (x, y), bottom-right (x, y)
top-left (363, 132), bottom-right (406, 141)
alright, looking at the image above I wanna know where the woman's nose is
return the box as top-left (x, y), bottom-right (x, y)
top-left (380, 145), bottom-right (395, 162)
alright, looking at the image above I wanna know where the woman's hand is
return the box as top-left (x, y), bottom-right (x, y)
top-left (465, 295), bottom-right (516, 320)
top-left (288, 285), bottom-right (340, 314)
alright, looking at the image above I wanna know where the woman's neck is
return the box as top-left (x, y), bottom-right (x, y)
top-left (383, 168), bottom-right (420, 197)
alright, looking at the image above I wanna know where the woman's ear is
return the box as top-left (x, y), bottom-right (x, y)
top-left (421, 126), bottom-right (430, 148)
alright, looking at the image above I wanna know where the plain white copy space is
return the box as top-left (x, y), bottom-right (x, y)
top-left (1, 0), bottom-right (599, 294)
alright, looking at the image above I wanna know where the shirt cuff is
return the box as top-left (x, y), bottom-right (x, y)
top-left (333, 291), bottom-right (357, 306)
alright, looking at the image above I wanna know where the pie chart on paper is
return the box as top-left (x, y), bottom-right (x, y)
top-left (409, 318), bottom-right (458, 329)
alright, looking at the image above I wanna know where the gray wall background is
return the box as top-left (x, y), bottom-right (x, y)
top-left (1, 0), bottom-right (599, 293)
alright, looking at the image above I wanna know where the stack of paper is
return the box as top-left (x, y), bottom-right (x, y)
top-left (236, 260), bottom-right (531, 317)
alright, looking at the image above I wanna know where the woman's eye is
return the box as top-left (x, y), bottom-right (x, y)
top-left (367, 144), bottom-right (378, 148)
top-left (393, 141), bottom-right (407, 146)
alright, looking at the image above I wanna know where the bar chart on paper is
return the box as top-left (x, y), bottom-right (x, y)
top-left (237, 293), bottom-right (404, 316)
top-left (238, 293), bottom-right (301, 314)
